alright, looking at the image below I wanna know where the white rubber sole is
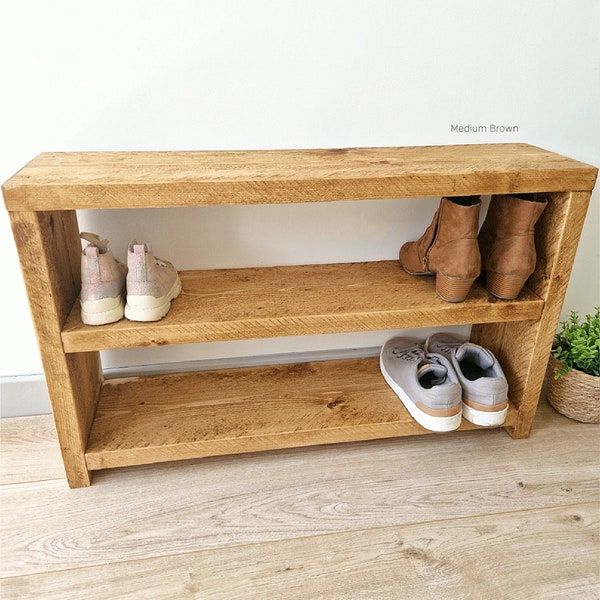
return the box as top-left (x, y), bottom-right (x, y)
top-left (462, 403), bottom-right (508, 427)
top-left (380, 356), bottom-right (462, 433)
top-left (125, 276), bottom-right (182, 322)
top-left (80, 296), bottom-right (125, 326)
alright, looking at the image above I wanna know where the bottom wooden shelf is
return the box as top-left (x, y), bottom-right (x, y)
top-left (85, 358), bottom-right (518, 471)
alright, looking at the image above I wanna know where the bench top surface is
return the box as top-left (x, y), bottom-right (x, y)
top-left (3, 143), bottom-right (597, 211)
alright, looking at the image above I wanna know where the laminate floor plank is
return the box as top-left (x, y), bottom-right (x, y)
top-left (0, 403), bottom-right (570, 488)
top-left (0, 415), bottom-right (64, 485)
top-left (3, 503), bottom-right (597, 600)
top-left (1, 404), bottom-right (597, 579)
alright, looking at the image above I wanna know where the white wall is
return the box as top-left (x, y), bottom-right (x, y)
top-left (1, 1), bottom-right (599, 385)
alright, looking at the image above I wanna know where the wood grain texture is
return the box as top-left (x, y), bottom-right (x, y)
top-left (4, 503), bottom-right (597, 600)
top-left (471, 190), bottom-right (593, 438)
top-left (84, 357), bottom-right (516, 470)
top-left (61, 261), bottom-right (544, 353)
top-left (4, 145), bottom-right (597, 488)
top-left (3, 144), bottom-right (597, 211)
top-left (528, 191), bottom-right (591, 301)
top-left (8, 211), bottom-right (100, 487)
top-left (1, 405), bottom-right (597, 586)
top-left (0, 416), bottom-right (65, 485)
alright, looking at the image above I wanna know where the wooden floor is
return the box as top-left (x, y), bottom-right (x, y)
top-left (0, 401), bottom-right (598, 599)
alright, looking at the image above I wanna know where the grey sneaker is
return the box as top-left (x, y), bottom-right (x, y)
top-left (124, 241), bottom-right (182, 322)
top-left (380, 337), bottom-right (462, 432)
top-left (80, 232), bottom-right (127, 325)
top-left (425, 333), bottom-right (508, 426)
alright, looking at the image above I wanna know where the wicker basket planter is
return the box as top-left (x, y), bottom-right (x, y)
top-left (546, 356), bottom-right (600, 423)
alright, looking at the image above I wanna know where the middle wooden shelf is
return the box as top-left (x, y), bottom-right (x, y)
top-left (61, 260), bottom-right (544, 353)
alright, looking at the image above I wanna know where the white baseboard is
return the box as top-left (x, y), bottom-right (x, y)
top-left (1, 374), bottom-right (52, 417)
top-left (0, 347), bottom-right (381, 418)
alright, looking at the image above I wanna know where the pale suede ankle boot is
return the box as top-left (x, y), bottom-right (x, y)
top-left (400, 196), bottom-right (481, 302)
top-left (478, 194), bottom-right (547, 299)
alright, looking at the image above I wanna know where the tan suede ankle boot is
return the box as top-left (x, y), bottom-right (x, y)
top-left (400, 196), bottom-right (481, 302)
top-left (478, 194), bottom-right (547, 299)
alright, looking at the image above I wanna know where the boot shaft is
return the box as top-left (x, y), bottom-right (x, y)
top-left (479, 194), bottom-right (547, 299)
top-left (79, 233), bottom-right (127, 325)
top-left (127, 242), bottom-right (179, 299)
top-left (479, 194), bottom-right (547, 273)
top-left (401, 196), bottom-right (481, 276)
top-left (400, 196), bottom-right (481, 302)
top-left (426, 196), bottom-right (482, 278)
top-left (80, 237), bottom-right (126, 301)
top-left (480, 193), bottom-right (546, 237)
top-left (412, 196), bottom-right (481, 265)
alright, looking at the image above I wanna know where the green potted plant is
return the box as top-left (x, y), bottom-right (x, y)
top-left (546, 307), bottom-right (599, 423)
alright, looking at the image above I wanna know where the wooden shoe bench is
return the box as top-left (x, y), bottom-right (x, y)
top-left (3, 143), bottom-right (597, 488)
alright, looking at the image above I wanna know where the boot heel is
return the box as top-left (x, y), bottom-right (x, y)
top-left (486, 272), bottom-right (528, 299)
top-left (435, 273), bottom-right (475, 303)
